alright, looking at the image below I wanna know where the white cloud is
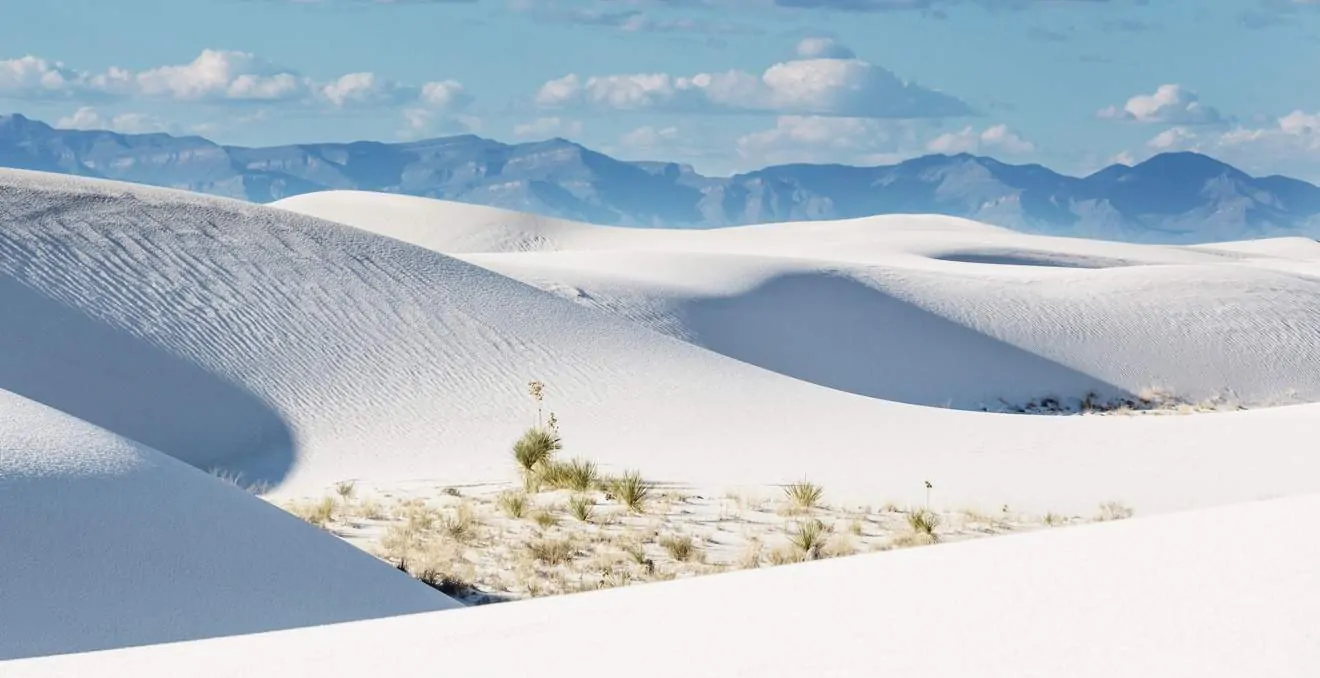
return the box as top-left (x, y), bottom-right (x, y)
top-left (1096, 84), bottom-right (1223, 124)
top-left (1115, 110), bottom-right (1320, 179)
top-left (734, 116), bottom-right (924, 168)
top-left (619, 125), bottom-right (680, 149)
top-left (794, 37), bottom-right (855, 60)
top-left (0, 51), bottom-right (468, 112)
top-left (926, 123), bottom-right (1036, 154)
top-left (512, 116), bottom-right (583, 138)
top-left (55, 106), bottom-right (168, 134)
top-left (535, 55), bottom-right (972, 119)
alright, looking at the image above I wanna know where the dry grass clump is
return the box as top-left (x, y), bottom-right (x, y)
top-left (334, 480), bottom-right (356, 501)
top-left (533, 509), bottom-right (560, 529)
top-left (356, 498), bottom-right (387, 520)
top-left (1095, 502), bottom-right (1135, 522)
top-left (541, 458), bottom-right (599, 492)
top-left (906, 507), bottom-right (942, 539)
top-left (527, 538), bottom-right (575, 565)
top-left (611, 470), bottom-right (653, 514)
top-left (497, 491), bottom-right (529, 519)
top-left (440, 502), bottom-right (480, 543)
top-left (782, 480), bottom-right (824, 514)
top-left (659, 534), bottom-right (701, 563)
top-left (208, 468), bottom-right (271, 495)
top-left (286, 496), bottom-right (336, 529)
top-left (568, 495), bottom-right (595, 522)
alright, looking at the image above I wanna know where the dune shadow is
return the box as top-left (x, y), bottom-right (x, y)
top-left (679, 271), bottom-right (1130, 410)
top-left (0, 275), bottom-right (294, 485)
top-left (935, 250), bottom-right (1136, 269)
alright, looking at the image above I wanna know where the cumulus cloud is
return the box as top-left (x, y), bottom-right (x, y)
top-left (619, 125), bottom-right (681, 148)
top-left (926, 123), bottom-right (1036, 154)
top-left (0, 51), bottom-right (469, 112)
top-left (512, 116), bottom-right (583, 138)
top-left (55, 106), bottom-right (169, 134)
top-left (1116, 110), bottom-right (1320, 178)
top-left (534, 46), bottom-right (973, 119)
top-left (734, 115), bottom-right (924, 167)
top-left (1096, 84), bottom-right (1223, 125)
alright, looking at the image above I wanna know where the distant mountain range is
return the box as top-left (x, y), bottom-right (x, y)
top-left (4, 112), bottom-right (1319, 243)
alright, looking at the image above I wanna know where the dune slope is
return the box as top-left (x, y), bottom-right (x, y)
top-left (0, 388), bottom-right (457, 661)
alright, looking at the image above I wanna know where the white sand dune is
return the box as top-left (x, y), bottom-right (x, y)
top-left (9, 493), bottom-right (1319, 678)
top-left (1, 170), bottom-right (1318, 518)
top-left (277, 191), bottom-right (1320, 409)
top-left (0, 388), bottom-right (458, 661)
top-left (5, 173), bottom-right (1320, 668)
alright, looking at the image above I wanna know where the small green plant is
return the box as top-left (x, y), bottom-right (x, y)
top-left (907, 508), bottom-right (942, 540)
top-left (659, 534), bottom-right (700, 563)
top-left (513, 428), bottom-right (562, 474)
top-left (1043, 512), bottom-right (1065, 527)
top-left (568, 495), bottom-right (595, 522)
top-left (622, 542), bottom-right (649, 566)
top-left (787, 518), bottom-right (831, 560)
top-left (443, 487), bottom-right (462, 497)
top-left (334, 480), bottom-right (356, 501)
top-left (528, 538), bottom-right (574, 565)
top-left (497, 491), bottom-right (529, 519)
top-left (783, 480), bottom-right (824, 511)
top-left (612, 470), bottom-right (653, 514)
top-left (541, 458), bottom-right (599, 492)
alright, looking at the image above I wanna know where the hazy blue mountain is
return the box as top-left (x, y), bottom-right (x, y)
top-left (3, 113), bottom-right (1319, 243)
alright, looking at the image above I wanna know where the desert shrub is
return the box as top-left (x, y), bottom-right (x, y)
top-left (611, 470), bottom-right (653, 514)
top-left (498, 491), bottom-right (529, 519)
top-left (1095, 502), bottom-right (1134, 522)
top-left (787, 518), bottom-right (831, 560)
top-left (907, 508), bottom-right (942, 539)
top-left (568, 494), bottom-right (595, 522)
top-left (287, 496), bottom-right (336, 529)
top-left (334, 480), bottom-right (356, 501)
top-left (533, 509), bottom-right (559, 529)
top-left (783, 480), bottom-right (824, 512)
top-left (542, 458), bottom-right (599, 492)
top-left (528, 538), bottom-right (574, 565)
top-left (659, 534), bottom-right (700, 563)
top-left (514, 427), bottom-right (562, 474)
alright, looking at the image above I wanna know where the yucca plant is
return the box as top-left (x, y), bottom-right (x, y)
top-left (513, 427), bottom-right (562, 474)
top-left (542, 458), bottom-right (599, 492)
top-left (611, 470), bottom-right (653, 514)
top-left (788, 518), bottom-right (831, 560)
top-left (907, 508), bottom-right (942, 540)
top-left (568, 494), bottom-right (595, 522)
top-left (783, 480), bottom-right (824, 511)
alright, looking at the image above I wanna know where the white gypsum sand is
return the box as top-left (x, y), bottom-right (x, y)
top-left (7, 493), bottom-right (1319, 678)
top-left (2, 170), bottom-right (1319, 671)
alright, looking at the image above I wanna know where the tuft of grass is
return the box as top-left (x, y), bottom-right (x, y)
top-left (611, 470), bottom-right (653, 514)
top-left (440, 503), bottom-right (479, 543)
top-left (532, 509), bottom-right (559, 529)
top-left (287, 496), bottom-right (336, 529)
top-left (567, 494), bottom-right (595, 522)
top-left (1043, 512), bottom-right (1065, 527)
top-left (497, 491), bottom-right (529, 519)
top-left (357, 498), bottom-right (387, 520)
top-left (787, 518), bottom-right (831, 560)
top-left (1095, 502), bottom-right (1134, 522)
top-left (334, 480), bottom-right (356, 501)
top-left (513, 427), bottom-right (562, 475)
top-left (906, 508), bottom-right (942, 541)
top-left (659, 534), bottom-right (700, 563)
top-left (541, 458), bottom-right (599, 492)
top-left (527, 538), bottom-right (574, 565)
top-left (209, 468), bottom-right (271, 495)
top-left (783, 480), bottom-right (824, 512)
top-left (443, 487), bottom-right (462, 498)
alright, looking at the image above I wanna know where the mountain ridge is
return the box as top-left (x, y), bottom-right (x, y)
top-left (3, 112), bottom-right (1318, 243)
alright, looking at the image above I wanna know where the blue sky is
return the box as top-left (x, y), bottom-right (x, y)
top-left (2, 0), bottom-right (1319, 178)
